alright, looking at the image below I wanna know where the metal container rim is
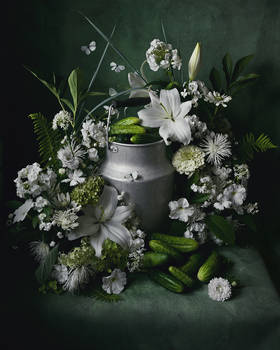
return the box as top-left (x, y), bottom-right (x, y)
top-left (109, 139), bottom-right (165, 148)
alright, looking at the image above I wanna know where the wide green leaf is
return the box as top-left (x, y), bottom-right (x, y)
top-left (222, 53), bottom-right (233, 86)
top-left (206, 214), bottom-right (235, 245)
top-left (232, 54), bottom-right (254, 82)
top-left (61, 98), bottom-right (74, 113)
top-left (230, 73), bottom-right (259, 94)
top-left (35, 245), bottom-right (59, 285)
top-left (209, 67), bottom-right (222, 91)
top-left (68, 67), bottom-right (84, 113)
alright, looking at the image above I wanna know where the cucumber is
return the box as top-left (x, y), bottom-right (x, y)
top-left (197, 251), bottom-right (219, 282)
top-left (180, 253), bottom-right (203, 276)
top-left (130, 134), bottom-right (161, 144)
top-left (142, 252), bottom-right (169, 268)
top-left (149, 240), bottom-right (184, 263)
top-left (168, 266), bottom-right (194, 287)
top-left (151, 233), bottom-right (199, 253)
top-left (149, 270), bottom-right (184, 293)
top-left (113, 117), bottom-right (140, 126)
top-left (110, 124), bottom-right (146, 135)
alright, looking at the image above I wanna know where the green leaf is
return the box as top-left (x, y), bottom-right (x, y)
top-left (230, 73), bottom-right (259, 95)
top-left (25, 66), bottom-right (60, 99)
top-left (222, 53), bottom-right (233, 86)
top-left (6, 200), bottom-right (22, 210)
top-left (144, 80), bottom-right (169, 88)
top-left (209, 67), bottom-right (222, 91)
top-left (239, 132), bottom-right (277, 161)
top-left (191, 193), bottom-right (210, 204)
top-left (35, 245), bottom-right (59, 285)
top-left (239, 214), bottom-right (257, 232)
top-left (206, 215), bottom-right (235, 245)
top-left (61, 98), bottom-right (74, 113)
top-left (232, 54), bottom-right (254, 82)
top-left (68, 67), bottom-right (84, 113)
top-left (32, 216), bottom-right (39, 229)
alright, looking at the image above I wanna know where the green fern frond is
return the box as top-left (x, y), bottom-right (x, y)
top-left (90, 287), bottom-right (122, 303)
top-left (240, 132), bottom-right (277, 161)
top-left (29, 113), bottom-right (61, 168)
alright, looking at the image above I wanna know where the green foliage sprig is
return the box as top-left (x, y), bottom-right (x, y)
top-left (239, 132), bottom-right (277, 161)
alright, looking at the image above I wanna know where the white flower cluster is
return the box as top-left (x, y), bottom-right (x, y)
top-left (81, 118), bottom-right (107, 149)
top-left (52, 110), bottom-right (72, 130)
top-left (146, 39), bottom-right (182, 71)
top-left (127, 228), bottom-right (146, 272)
top-left (172, 145), bottom-right (205, 177)
top-left (188, 114), bottom-right (208, 139)
top-left (204, 91), bottom-right (232, 107)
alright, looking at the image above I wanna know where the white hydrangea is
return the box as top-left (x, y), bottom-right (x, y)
top-left (146, 39), bottom-right (181, 71)
top-left (172, 145), bottom-right (205, 176)
top-left (81, 119), bottom-right (106, 149)
top-left (52, 110), bottom-right (72, 130)
top-left (208, 277), bottom-right (232, 302)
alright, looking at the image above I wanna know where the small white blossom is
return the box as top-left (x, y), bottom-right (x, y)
top-left (245, 202), bottom-right (259, 215)
top-left (57, 231), bottom-right (64, 239)
top-left (81, 119), bottom-right (106, 148)
top-left (49, 241), bottom-right (56, 247)
top-left (81, 41), bottom-right (96, 55)
top-left (34, 196), bottom-right (49, 212)
top-left (208, 277), bottom-right (232, 302)
top-left (146, 39), bottom-right (181, 71)
top-left (59, 168), bottom-right (66, 175)
top-left (88, 148), bottom-right (99, 162)
top-left (63, 170), bottom-right (85, 186)
top-left (110, 62), bottom-right (125, 73)
top-left (169, 198), bottom-right (195, 222)
top-left (102, 269), bottom-right (127, 294)
top-left (204, 91), bottom-right (232, 107)
top-left (52, 264), bottom-right (69, 284)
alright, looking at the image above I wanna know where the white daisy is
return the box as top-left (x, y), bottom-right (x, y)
top-left (200, 133), bottom-right (231, 166)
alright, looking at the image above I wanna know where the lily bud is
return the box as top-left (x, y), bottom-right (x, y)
top-left (188, 42), bottom-right (201, 81)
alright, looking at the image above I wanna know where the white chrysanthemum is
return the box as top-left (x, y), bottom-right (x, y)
top-left (200, 133), bottom-right (231, 166)
top-left (53, 208), bottom-right (79, 231)
top-left (208, 277), bottom-right (232, 302)
top-left (57, 140), bottom-right (85, 170)
top-left (30, 241), bottom-right (50, 263)
top-left (172, 145), bottom-right (205, 176)
top-left (169, 198), bottom-right (195, 222)
top-left (52, 110), bottom-right (72, 130)
top-left (102, 269), bottom-right (127, 294)
top-left (13, 199), bottom-right (34, 223)
top-left (204, 91), bottom-right (232, 107)
top-left (63, 266), bottom-right (93, 292)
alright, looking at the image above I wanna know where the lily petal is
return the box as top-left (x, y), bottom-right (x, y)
top-left (103, 222), bottom-right (131, 250)
top-left (110, 205), bottom-right (133, 223)
top-left (138, 106), bottom-right (166, 127)
top-left (93, 185), bottom-right (118, 221)
top-left (159, 117), bottom-right (191, 145)
top-left (68, 219), bottom-right (100, 241)
top-left (176, 100), bottom-right (193, 119)
top-left (160, 88), bottom-right (181, 117)
top-left (128, 72), bottom-right (149, 98)
top-left (89, 226), bottom-right (108, 257)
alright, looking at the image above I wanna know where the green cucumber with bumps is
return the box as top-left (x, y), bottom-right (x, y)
top-left (168, 266), bottom-right (194, 287)
top-left (180, 253), bottom-right (203, 276)
top-left (149, 240), bottom-right (184, 263)
top-left (142, 252), bottom-right (169, 268)
top-left (113, 117), bottom-right (140, 126)
top-left (197, 251), bottom-right (219, 282)
top-left (149, 270), bottom-right (184, 293)
top-left (151, 233), bottom-right (199, 253)
top-left (110, 124), bottom-right (146, 135)
top-left (130, 134), bottom-right (161, 144)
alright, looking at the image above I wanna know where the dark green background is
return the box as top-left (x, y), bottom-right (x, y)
top-left (2, 0), bottom-right (280, 348)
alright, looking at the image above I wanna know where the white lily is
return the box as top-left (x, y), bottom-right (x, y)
top-left (128, 72), bottom-right (149, 98)
top-left (188, 42), bottom-right (201, 81)
top-left (138, 88), bottom-right (192, 145)
top-left (68, 185), bottom-right (132, 257)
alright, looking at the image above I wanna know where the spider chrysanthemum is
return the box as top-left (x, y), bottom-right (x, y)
top-left (200, 133), bottom-right (231, 166)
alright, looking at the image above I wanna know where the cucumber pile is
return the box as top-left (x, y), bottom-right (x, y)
top-left (142, 233), bottom-right (221, 293)
top-left (109, 117), bottom-right (161, 144)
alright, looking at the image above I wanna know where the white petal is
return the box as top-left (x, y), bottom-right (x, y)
top-left (89, 226), bottom-right (108, 257)
top-left (110, 205), bottom-right (133, 223)
top-left (160, 89), bottom-right (181, 117)
top-left (159, 117), bottom-right (191, 145)
top-left (128, 72), bottom-right (146, 89)
top-left (68, 217), bottom-right (100, 241)
top-left (138, 106), bottom-right (166, 127)
top-left (176, 100), bottom-right (193, 119)
top-left (103, 222), bottom-right (131, 250)
top-left (93, 185), bottom-right (118, 221)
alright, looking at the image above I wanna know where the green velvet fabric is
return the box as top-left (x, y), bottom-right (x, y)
top-left (5, 247), bottom-right (280, 350)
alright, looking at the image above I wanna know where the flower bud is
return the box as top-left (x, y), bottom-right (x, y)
top-left (188, 42), bottom-right (201, 81)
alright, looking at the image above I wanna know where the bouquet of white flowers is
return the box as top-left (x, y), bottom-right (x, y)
top-left (7, 15), bottom-right (277, 301)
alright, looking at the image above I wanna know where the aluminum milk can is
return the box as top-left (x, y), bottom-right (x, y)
top-left (99, 140), bottom-right (174, 232)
